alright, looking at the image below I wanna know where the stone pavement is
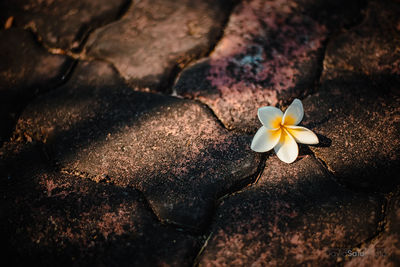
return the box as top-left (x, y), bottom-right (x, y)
top-left (1, 0), bottom-right (399, 266)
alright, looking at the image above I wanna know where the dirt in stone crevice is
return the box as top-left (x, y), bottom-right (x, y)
top-left (72, 0), bottom-right (134, 53)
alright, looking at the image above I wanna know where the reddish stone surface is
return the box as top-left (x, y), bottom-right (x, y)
top-left (13, 60), bottom-right (262, 230)
top-left (85, 0), bottom-right (233, 90)
top-left (197, 156), bottom-right (384, 266)
top-left (345, 189), bottom-right (400, 267)
top-left (322, 0), bottom-right (400, 81)
top-left (174, 0), bottom-right (366, 132)
top-left (0, 0), bottom-right (129, 50)
top-left (0, 167), bottom-right (199, 266)
top-left (303, 74), bottom-right (400, 191)
top-left (0, 28), bottom-right (71, 145)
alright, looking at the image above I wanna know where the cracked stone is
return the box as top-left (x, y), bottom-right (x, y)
top-left (0, 0), bottom-right (130, 50)
top-left (197, 155), bottom-right (384, 266)
top-left (345, 188), bottom-right (400, 266)
top-left (0, 28), bottom-right (71, 145)
top-left (302, 77), bottom-right (400, 191)
top-left (14, 60), bottom-right (262, 231)
top-left (85, 0), bottom-right (234, 90)
top-left (0, 166), bottom-right (199, 266)
top-left (174, 0), bottom-right (367, 132)
top-left (322, 0), bottom-right (400, 82)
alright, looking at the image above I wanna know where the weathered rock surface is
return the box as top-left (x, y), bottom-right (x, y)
top-left (197, 156), bottom-right (384, 266)
top-left (14, 60), bottom-right (262, 230)
top-left (304, 78), bottom-right (400, 191)
top-left (1, 167), bottom-right (199, 266)
top-left (174, 0), bottom-right (367, 132)
top-left (322, 0), bottom-right (400, 81)
top-left (0, 0), bottom-right (129, 50)
top-left (345, 188), bottom-right (400, 267)
top-left (85, 0), bottom-right (234, 90)
top-left (0, 28), bottom-right (71, 145)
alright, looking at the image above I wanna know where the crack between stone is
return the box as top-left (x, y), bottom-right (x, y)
top-left (195, 99), bottom-right (229, 130)
top-left (343, 193), bottom-right (390, 263)
top-left (59, 167), bottom-right (202, 236)
top-left (169, 0), bottom-right (239, 97)
top-left (192, 231), bottom-right (213, 267)
top-left (21, 0), bottom-right (133, 56)
top-left (189, 153), bottom-right (267, 266)
top-left (217, 154), bottom-right (267, 202)
top-left (296, 1), bottom-right (370, 102)
top-left (307, 148), bottom-right (359, 192)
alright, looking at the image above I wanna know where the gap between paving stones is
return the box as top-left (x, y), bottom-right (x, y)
top-left (57, 148), bottom-right (266, 236)
top-left (15, 0), bottom-right (133, 55)
top-left (72, 0), bottom-right (134, 52)
top-left (188, 154), bottom-right (266, 266)
top-left (191, 151), bottom-right (388, 266)
top-left (0, 29), bottom-right (77, 147)
top-left (348, 195), bottom-right (388, 251)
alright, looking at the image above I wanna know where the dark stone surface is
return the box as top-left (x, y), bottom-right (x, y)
top-left (85, 0), bottom-right (234, 90)
top-left (197, 156), bottom-right (384, 265)
top-left (303, 78), bottom-right (400, 191)
top-left (345, 188), bottom-right (400, 266)
top-left (173, 0), bottom-right (367, 132)
top-left (1, 0), bottom-right (400, 265)
top-left (0, 28), bottom-right (71, 145)
top-left (13, 60), bottom-right (262, 231)
top-left (0, 0), bottom-right (129, 50)
top-left (322, 0), bottom-right (400, 81)
top-left (1, 166), bottom-right (199, 266)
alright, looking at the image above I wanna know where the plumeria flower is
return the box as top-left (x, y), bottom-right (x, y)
top-left (251, 99), bottom-right (318, 163)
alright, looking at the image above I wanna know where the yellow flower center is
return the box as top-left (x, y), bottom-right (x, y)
top-left (282, 114), bottom-right (296, 126)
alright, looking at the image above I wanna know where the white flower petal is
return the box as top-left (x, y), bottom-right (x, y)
top-left (285, 125), bottom-right (319, 144)
top-left (282, 98), bottom-right (304, 126)
top-left (251, 126), bottom-right (282, 152)
top-left (258, 106), bottom-right (283, 130)
top-left (274, 129), bottom-right (298, 163)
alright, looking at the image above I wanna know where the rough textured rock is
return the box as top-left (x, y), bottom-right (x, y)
top-left (1, 167), bottom-right (199, 266)
top-left (85, 0), bottom-right (234, 90)
top-left (0, 28), bottom-right (71, 145)
top-left (197, 156), bottom-right (384, 266)
top-left (174, 0), bottom-right (367, 132)
top-left (345, 188), bottom-right (400, 267)
top-left (322, 0), bottom-right (400, 81)
top-left (14, 60), bottom-right (262, 230)
top-left (0, 0), bottom-right (130, 50)
top-left (303, 76), bottom-right (400, 191)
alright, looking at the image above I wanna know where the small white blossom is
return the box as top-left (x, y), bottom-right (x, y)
top-left (251, 99), bottom-right (318, 163)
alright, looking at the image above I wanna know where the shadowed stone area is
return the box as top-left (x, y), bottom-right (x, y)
top-left (322, 0), bottom-right (400, 81)
top-left (0, 28), bottom-right (71, 145)
top-left (303, 78), bottom-right (400, 191)
top-left (85, 0), bottom-right (234, 90)
top-left (197, 156), bottom-right (384, 266)
top-left (0, 157), bottom-right (199, 266)
top-left (345, 188), bottom-right (400, 266)
top-left (0, 0), bottom-right (130, 50)
top-left (174, 0), bottom-right (367, 132)
top-left (13, 60), bottom-right (262, 230)
top-left (303, 0), bottom-right (400, 191)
